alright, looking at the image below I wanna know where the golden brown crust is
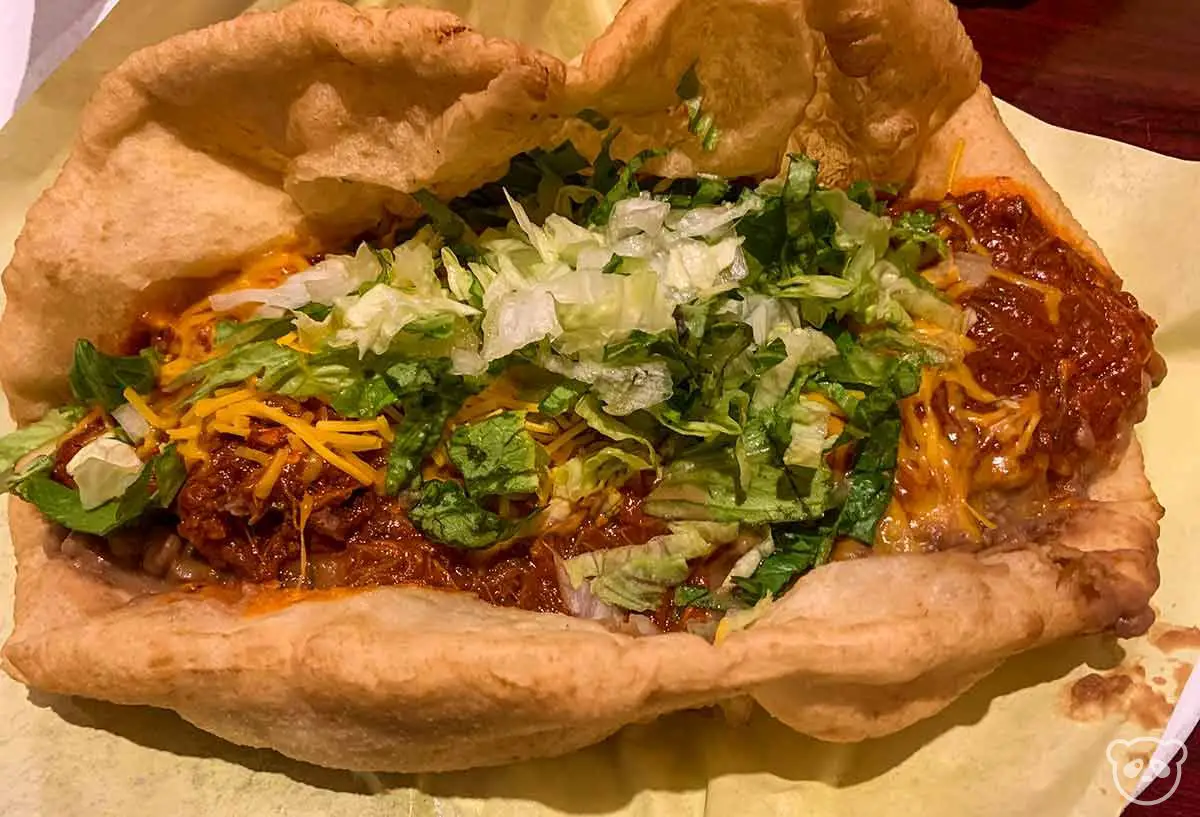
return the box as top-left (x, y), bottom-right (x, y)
top-left (560, 0), bottom-right (979, 184)
top-left (0, 0), bottom-right (1162, 771)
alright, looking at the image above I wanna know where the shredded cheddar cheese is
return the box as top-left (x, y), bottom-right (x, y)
top-left (298, 493), bottom-right (315, 579)
top-left (123, 387), bottom-right (175, 429)
top-left (944, 138), bottom-right (966, 197)
top-left (253, 448), bottom-right (289, 499)
top-left (234, 446), bottom-right (273, 465)
top-left (987, 268), bottom-right (1063, 324)
top-left (542, 419), bottom-right (589, 458)
top-left (939, 202), bottom-right (991, 257)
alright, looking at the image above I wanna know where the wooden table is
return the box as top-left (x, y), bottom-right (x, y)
top-left (957, 0), bottom-right (1200, 160)
top-left (955, 2), bottom-right (1199, 813)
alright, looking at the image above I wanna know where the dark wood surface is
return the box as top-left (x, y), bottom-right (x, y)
top-left (954, 3), bottom-right (1198, 813)
top-left (957, 0), bottom-right (1200, 160)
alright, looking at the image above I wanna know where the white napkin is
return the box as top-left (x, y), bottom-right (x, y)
top-left (0, 0), bottom-right (118, 127)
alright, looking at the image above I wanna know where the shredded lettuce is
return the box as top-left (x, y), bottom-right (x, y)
top-left (676, 63), bottom-right (721, 152)
top-left (0, 406), bottom-right (85, 478)
top-left (111, 403), bottom-right (150, 442)
top-left (472, 185), bottom-right (755, 366)
top-left (18, 138), bottom-right (968, 629)
top-left (68, 340), bottom-right (156, 411)
top-left (574, 395), bottom-right (658, 463)
top-left (836, 418), bottom-right (902, 543)
top-left (543, 352), bottom-right (674, 416)
top-left (782, 397), bottom-right (833, 469)
top-left (550, 447), bottom-right (652, 502)
top-left (734, 524), bottom-right (832, 603)
top-left (563, 522), bottom-right (738, 611)
top-left (320, 282), bottom-right (479, 358)
top-left (209, 243), bottom-right (382, 314)
top-left (384, 367), bottom-right (473, 494)
top-left (538, 379), bottom-right (588, 416)
top-left (644, 442), bottom-right (827, 525)
top-left (749, 327), bottom-right (837, 412)
top-left (13, 445), bottom-right (184, 536)
top-left (384, 402), bottom-right (450, 494)
top-left (168, 341), bottom-right (299, 400)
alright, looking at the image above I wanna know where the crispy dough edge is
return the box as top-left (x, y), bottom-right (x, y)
top-left (0, 19), bottom-right (1162, 775)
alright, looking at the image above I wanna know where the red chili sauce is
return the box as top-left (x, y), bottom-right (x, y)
top-left (881, 190), bottom-right (1163, 551)
top-left (947, 191), bottom-right (1162, 485)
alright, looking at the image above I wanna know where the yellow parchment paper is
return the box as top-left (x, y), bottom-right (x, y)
top-left (1, 2), bottom-right (1198, 815)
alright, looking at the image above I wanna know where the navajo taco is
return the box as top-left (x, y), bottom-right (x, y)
top-left (0, 0), bottom-right (1163, 772)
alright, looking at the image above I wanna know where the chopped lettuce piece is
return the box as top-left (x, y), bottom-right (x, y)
top-left (384, 403), bottom-right (448, 494)
top-left (836, 418), bottom-right (901, 543)
top-left (13, 445), bottom-right (184, 536)
top-left (213, 316), bottom-right (293, 347)
top-left (1, 455), bottom-right (53, 494)
top-left (588, 147), bottom-right (667, 226)
top-left (68, 340), bottom-right (156, 411)
top-left (563, 522), bottom-right (738, 611)
top-left (550, 447), bottom-right (652, 502)
top-left (608, 196), bottom-right (670, 239)
top-left (544, 353), bottom-right (674, 416)
top-left (676, 62), bottom-right (720, 152)
top-left (442, 247), bottom-right (484, 308)
top-left (553, 268), bottom-right (676, 354)
top-left (408, 480), bottom-right (512, 549)
top-left (649, 402), bottom-right (742, 439)
top-left (447, 411), bottom-right (545, 498)
top-left (749, 328), bottom-right (837, 412)
top-left (386, 228), bottom-right (446, 296)
top-left (645, 444), bottom-right (824, 525)
top-left (782, 397), bottom-right (833, 469)
top-left (538, 379), bottom-right (588, 416)
top-left (714, 596), bottom-right (776, 642)
top-left (327, 282), bottom-right (479, 358)
top-left (719, 529), bottom-right (776, 592)
top-left (481, 287), bottom-right (562, 360)
top-left (735, 293), bottom-right (803, 345)
top-left (167, 340), bottom-right (299, 400)
top-left (674, 584), bottom-right (730, 611)
top-left (65, 434), bottom-right (144, 509)
top-left (734, 523), bottom-right (832, 603)
top-left (383, 369), bottom-right (472, 494)
top-left (574, 395), bottom-right (658, 463)
top-left (0, 406), bottom-right (86, 477)
top-left (329, 376), bottom-right (398, 419)
top-left (111, 403), bottom-right (150, 442)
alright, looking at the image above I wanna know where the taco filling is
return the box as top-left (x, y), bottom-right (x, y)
top-left (0, 141), bottom-right (1160, 636)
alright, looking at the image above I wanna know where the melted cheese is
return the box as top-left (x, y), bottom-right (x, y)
top-left (298, 492), bottom-right (315, 579)
top-left (542, 419), bottom-right (589, 459)
top-left (234, 446), bottom-right (272, 465)
top-left (147, 249), bottom-right (313, 386)
top-left (987, 268), bottom-right (1063, 324)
